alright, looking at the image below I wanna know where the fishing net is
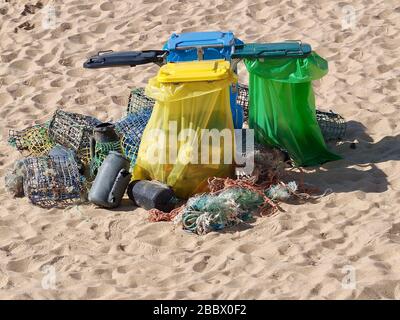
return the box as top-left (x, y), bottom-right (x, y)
top-left (22, 155), bottom-right (84, 208)
top-left (236, 83), bottom-right (346, 141)
top-left (8, 122), bottom-right (54, 156)
top-left (48, 109), bottom-right (101, 164)
top-left (89, 140), bottom-right (122, 177)
top-left (114, 110), bottom-right (152, 169)
top-left (180, 193), bottom-right (241, 234)
top-left (126, 87), bottom-right (155, 115)
top-left (178, 182), bottom-right (275, 235)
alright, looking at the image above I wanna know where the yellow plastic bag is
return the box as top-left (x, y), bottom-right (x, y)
top-left (132, 60), bottom-right (237, 198)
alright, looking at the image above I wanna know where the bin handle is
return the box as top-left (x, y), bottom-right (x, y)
top-left (285, 39), bottom-right (303, 45)
top-left (97, 50), bottom-right (114, 55)
top-left (174, 44), bottom-right (226, 50)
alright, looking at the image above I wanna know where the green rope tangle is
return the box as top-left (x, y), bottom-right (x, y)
top-left (180, 188), bottom-right (264, 235)
top-left (89, 141), bottom-right (122, 177)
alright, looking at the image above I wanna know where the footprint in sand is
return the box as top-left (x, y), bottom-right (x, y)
top-left (6, 257), bottom-right (31, 273)
top-left (100, 2), bottom-right (114, 11)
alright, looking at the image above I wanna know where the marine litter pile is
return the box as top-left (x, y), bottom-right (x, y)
top-left (5, 87), bottom-right (341, 234)
top-left (5, 31), bottom-right (347, 235)
top-left (6, 88), bottom-right (152, 208)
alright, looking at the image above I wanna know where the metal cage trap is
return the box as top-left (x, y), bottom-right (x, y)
top-left (126, 87), bottom-right (155, 115)
top-left (48, 109), bottom-right (101, 164)
top-left (8, 123), bottom-right (54, 156)
top-left (236, 83), bottom-right (249, 122)
top-left (115, 110), bottom-right (152, 169)
top-left (315, 110), bottom-right (346, 141)
top-left (22, 155), bottom-right (84, 208)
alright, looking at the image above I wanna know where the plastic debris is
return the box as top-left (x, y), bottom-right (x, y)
top-left (265, 181), bottom-right (298, 201)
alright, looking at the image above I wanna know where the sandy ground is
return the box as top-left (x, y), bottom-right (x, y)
top-left (0, 0), bottom-right (399, 299)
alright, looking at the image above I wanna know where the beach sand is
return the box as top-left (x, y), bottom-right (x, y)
top-left (0, 0), bottom-right (399, 299)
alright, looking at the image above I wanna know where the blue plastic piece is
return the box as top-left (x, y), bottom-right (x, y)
top-left (163, 31), bottom-right (244, 129)
top-left (164, 31), bottom-right (239, 62)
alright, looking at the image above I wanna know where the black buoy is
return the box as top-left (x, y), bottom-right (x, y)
top-left (127, 180), bottom-right (176, 212)
top-left (88, 151), bottom-right (131, 208)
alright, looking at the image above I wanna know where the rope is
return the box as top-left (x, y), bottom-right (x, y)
top-left (148, 205), bottom-right (184, 222)
top-left (208, 176), bottom-right (277, 216)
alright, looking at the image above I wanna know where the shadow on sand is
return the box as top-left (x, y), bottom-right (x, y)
top-left (288, 120), bottom-right (399, 194)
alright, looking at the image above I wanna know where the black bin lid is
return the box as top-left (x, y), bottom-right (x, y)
top-left (83, 50), bottom-right (167, 68)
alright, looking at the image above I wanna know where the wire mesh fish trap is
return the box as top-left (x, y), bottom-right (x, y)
top-left (48, 110), bottom-right (101, 164)
top-left (8, 123), bottom-right (54, 156)
top-left (315, 110), bottom-right (346, 141)
top-left (235, 83), bottom-right (346, 141)
top-left (126, 87), bottom-right (155, 115)
top-left (115, 111), bottom-right (152, 168)
top-left (236, 83), bottom-right (249, 121)
top-left (22, 155), bottom-right (84, 208)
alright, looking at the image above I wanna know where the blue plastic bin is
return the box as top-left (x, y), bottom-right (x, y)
top-left (163, 31), bottom-right (244, 129)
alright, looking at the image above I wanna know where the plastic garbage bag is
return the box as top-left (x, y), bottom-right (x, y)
top-left (244, 52), bottom-right (341, 166)
top-left (132, 60), bottom-right (236, 198)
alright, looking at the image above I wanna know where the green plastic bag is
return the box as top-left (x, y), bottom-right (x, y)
top-left (244, 52), bottom-right (341, 166)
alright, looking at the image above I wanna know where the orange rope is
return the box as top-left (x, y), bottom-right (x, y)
top-left (148, 205), bottom-right (185, 222)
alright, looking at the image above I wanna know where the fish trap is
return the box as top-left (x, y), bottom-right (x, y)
top-left (235, 84), bottom-right (346, 141)
top-left (48, 109), bottom-right (101, 164)
top-left (126, 87), bottom-right (155, 115)
top-left (236, 83), bottom-right (249, 122)
top-left (8, 123), bottom-right (54, 156)
top-left (115, 111), bottom-right (152, 169)
top-left (22, 155), bottom-right (84, 208)
top-left (315, 110), bottom-right (346, 141)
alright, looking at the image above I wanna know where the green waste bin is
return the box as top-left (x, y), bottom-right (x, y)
top-left (244, 52), bottom-right (341, 166)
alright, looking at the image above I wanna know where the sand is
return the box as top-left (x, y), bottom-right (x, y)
top-left (0, 0), bottom-right (399, 299)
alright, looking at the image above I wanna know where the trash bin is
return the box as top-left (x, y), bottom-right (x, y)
top-left (164, 31), bottom-right (244, 129)
top-left (243, 51), bottom-right (341, 166)
top-left (132, 60), bottom-right (236, 199)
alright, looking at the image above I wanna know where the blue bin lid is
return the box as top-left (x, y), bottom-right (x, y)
top-left (166, 31), bottom-right (236, 50)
